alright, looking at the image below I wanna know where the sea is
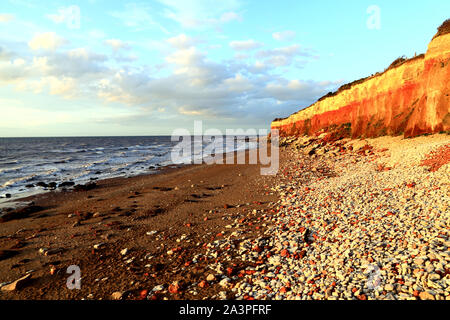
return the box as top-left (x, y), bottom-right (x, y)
top-left (0, 136), bottom-right (257, 206)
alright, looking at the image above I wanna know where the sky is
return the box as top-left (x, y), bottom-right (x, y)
top-left (0, 0), bottom-right (449, 137)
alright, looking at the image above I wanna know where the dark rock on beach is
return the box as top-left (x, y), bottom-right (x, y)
top-left (48, 182), bottom-right (57, 189)
top-left (74, 182), bottom-right (97, 192)
top-left (0, 250), bottom-right (18, 261)
top-left (36, 182), bottom-right (48, 188)
top-left (58, 181), bottom-right (75, 188)
top-left (0, 205), bottom-right (45, 223)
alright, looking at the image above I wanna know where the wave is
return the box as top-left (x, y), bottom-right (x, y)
top-left (0, 137), bottom-right (256, 199)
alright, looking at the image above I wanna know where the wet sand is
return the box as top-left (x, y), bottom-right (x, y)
top-left (0, 149), bottom-right (279, 300)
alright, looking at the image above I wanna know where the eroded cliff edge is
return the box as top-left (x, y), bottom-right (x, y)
top-left (271, 20), bottom-right (450, 138)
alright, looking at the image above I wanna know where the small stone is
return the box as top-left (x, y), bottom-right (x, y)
top-left (111, 291), bottom-right (123, 300)
top-left (219, 278), bottom-right (231, 288)
top-left (152, 285), bottom-right (164, 292)
top-left (384, 284), bottom-right (395, 291)
top-left (428, 273), bottom-right (441, 281)
top-left (419, 291), bottom-right (435, 300)
top-left (206, 274), bottom-right (216, 281)
top-left (93, 243), bottom-right (105, 250)
top-left (39, 248), bottom-right (63, 256)
top-left (169, 281), bottom-right (180, 294)
top-left (49, 265), bottom-right (57, 275)
top-left (72, 221), bottom-right (81, 227)
top-left (1, 273), bottom-right (32, 291)
top-left (120, 248), bottom-right (129, 256)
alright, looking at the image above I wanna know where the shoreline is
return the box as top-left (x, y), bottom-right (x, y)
top-left (0, 148), bottom-right (280, 300)
top-left (0, 142), bottom-right (261, 210)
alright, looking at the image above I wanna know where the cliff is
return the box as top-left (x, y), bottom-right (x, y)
top-left (271, 20), bottom-right (450, 138)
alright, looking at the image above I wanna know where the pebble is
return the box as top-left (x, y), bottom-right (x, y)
top-left (1, 273), bottom-right (32, 291)
top-left (152, 285), bottom-right (164, 292)
top-left (419, 291), bottom-right (435, 300)
top-left (219, 278), bottom-right (231, 288)
top-left (205, 135), bottom-right (450, 300)
top-left (111, 292), bottom-right (123, 300)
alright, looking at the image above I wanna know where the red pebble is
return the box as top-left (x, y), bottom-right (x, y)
top-left (140, 289), bottom-right (148, 299)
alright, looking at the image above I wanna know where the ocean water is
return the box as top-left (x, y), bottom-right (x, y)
top-left (0, 136), bottom-right (257, 204)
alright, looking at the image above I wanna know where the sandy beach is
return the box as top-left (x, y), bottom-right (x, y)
top-left (0, 134), bottom-right (448, 300)
top-left (0, 149), bottom-right (278, 300)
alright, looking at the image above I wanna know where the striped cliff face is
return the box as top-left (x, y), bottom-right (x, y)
top-left (271, 31), bottom-right (450, 138)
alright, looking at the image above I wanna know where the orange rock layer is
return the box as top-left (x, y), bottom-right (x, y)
top-left (271, 32), bottom-right (450, 138)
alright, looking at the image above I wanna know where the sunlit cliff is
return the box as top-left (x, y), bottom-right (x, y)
top-left (271, 20), bottom-right (450, 138)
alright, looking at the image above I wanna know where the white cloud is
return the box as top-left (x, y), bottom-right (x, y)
top-left (0, 46), bottom-right (13, 60)
top-left (229, 40), bottom-right (263, 51)
top-left (12, 58), bottom-right (26, 66)
top-left (45, 76), bottom-right (77, 98)
top-left (167, 34), bottom-right (197, 49)
top-left (29, 32), bottom-right (65, 51)
top-left (46, 5), bottom-right (80, 29)
top-left (223, 73), bottom-right (253, 92)
top-left (47, 9), bottom-right (66, 23)
top-left (256, 44), bottom-right (314, 67)
top-left (89, 29), bottom-right (107, 39)
top-left (0, 59), bottom-right (28, 83)
top-left (92, 40), bottom-right (336, 120)
top-left (0, 29), bottom-right (336, 129)
top-left (110, 3), bottom-right (169, 33)
top-left (104, 39), bottom-right (130, 52)
top-left (234, 53), bottom-right (249, 60)
top-left (178, 107), bottom-right (207, 116)
top-left (272, 30), bottom-right (296, 41)
top-left (157, 0), bottom-right (241, 29)
top-left (257, 44), bottom-right (301, 57)
top-left (0, 13), bottom-right (14, 23)
top-left (166, 47), bottom-right (203, 68)
top-left (220, 11), bottom-right (241, 23)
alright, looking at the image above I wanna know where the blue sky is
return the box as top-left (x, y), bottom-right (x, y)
top-left (0, 0), bottom-right (448, 137)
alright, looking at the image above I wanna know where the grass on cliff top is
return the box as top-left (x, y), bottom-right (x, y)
top-left (433, 19), bottom-right (450, 39)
